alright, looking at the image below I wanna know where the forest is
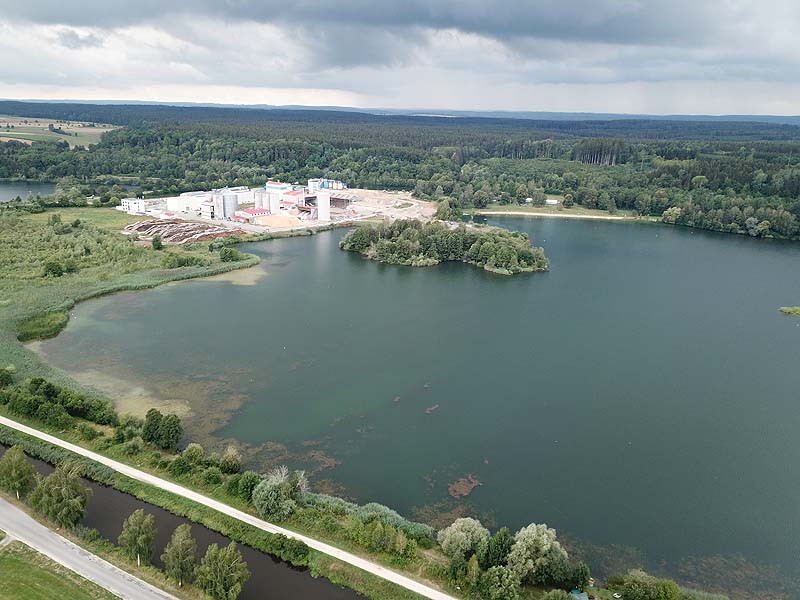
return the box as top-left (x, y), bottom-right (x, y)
top-left (1, 101), bottom-right (800, 239)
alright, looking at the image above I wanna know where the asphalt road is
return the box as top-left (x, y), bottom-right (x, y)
top-left (0, 415), bottom-right (458, 600)
top-left (0, 496), bottom-right (176, 600)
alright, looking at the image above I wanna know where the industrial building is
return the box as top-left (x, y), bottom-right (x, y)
top-left (308, 178), bottom-right (346, 193)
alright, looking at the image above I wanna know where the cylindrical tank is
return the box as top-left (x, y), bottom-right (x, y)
top-left (223, 194), bottom-right (238, 219)
top-left (268, 193), bottom-right (280, 214)
top-left (253, 189), bottom-right (265, 209)
top-left (317, 190), bottom-right (331, 222)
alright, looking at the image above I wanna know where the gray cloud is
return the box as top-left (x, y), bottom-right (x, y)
top-left (55, 28), bottom-right (105, 49)
top-left (0, 1), bottom-right (798, 113)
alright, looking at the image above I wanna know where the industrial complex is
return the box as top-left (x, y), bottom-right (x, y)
top-left (117, 178), bottom-right (355, 229)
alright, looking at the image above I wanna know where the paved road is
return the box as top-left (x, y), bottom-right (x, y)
top-left (0, 496), bottom-right (176, 600)
top-left (0, 415), bottom-right (457, 600)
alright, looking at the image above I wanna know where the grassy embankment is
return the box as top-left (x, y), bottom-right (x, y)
top-left (0, 538), bottom-right (117, 600)
top-left (0, 419), bottom-right (431, 600)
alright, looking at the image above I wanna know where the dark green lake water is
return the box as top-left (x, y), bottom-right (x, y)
top-left (0, 180), bottom-right (55, 202)
top-left (34, 217), bottom-right (800, 592)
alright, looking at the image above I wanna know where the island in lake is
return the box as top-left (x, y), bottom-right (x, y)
top-left (339, 219), bottom-right (548, 275)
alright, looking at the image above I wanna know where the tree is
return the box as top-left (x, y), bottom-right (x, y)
top-left (480, 565), bottom-right (520, 600)
top-left (0, 446), bottom-right (36, 499)
top-left (572, 561), bottom-right (591, 591)
top-left (437, 517), bottom-right (490, 561)
top-left (29, 462), bottom-right (91, 528)
top-left (466, 554), bottom-right (481, 589)
top-left (0, 368), bottom-right (11, 388)
top-left (236, 471), bottom-right (262, 502)
top-left (252, 478), bottom-right (296, 521)
top-left (162, 524), bottom-right (197, 587)
top-left (485, 527), bottom-right (514, 568)
top-left (195, 543), bottom-right (250, 600)
top-left (158, 414), bottom-right (183, 450)
top-left (620, 569), bottom-right (681, 600)
top-left (142, 408), bottom-right (163, 445)
top-left (118, 509), bottom-right (156, 567)
top-left (151, 235), bottom-right (163, 250)
top-left (507, 523), bottom-right (567, 583)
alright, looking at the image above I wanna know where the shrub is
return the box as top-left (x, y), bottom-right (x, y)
top-left (219, 247), bottom-right (245, 262)
top-left (183, 443), bottom-right (204, 464)
top-left (236, 471), bottom-right (263, 502)
top-left (202, 467), bottom-right (223, 485)
top-left (252, 479), bottom-right (296, 521)
top-left (43, 260), bottom-right (64, 277)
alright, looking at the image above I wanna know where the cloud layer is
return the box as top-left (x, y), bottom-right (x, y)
top-left (1, 1), bottom-right (798, 113)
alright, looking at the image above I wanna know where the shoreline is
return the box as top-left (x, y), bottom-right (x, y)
top-left (476, 209), bottom-right (638, 221)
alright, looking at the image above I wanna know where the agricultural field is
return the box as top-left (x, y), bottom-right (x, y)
top-left (0, 115), bottom-right (114, 148)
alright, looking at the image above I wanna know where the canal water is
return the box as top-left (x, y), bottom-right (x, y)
top-left (32, 217), bottom-right (800, 596)
top-left (0, 447), bottom-right (360, 600)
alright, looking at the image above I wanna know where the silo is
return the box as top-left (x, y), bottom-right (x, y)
top-left (223, 194), bottom-right (238, 219)
top-left (253, 189), bottom-right (265, 209)
top-left (268, 192), bottom-right (280, 214)
top-left (212, 192), bottom-right (224, 220)
top-left (317, 190), bottom-right (331, 222)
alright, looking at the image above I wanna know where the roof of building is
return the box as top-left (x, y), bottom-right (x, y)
top-left (241, 208), bottom-right (270, 215)
top-left (284, 189), bottom-right (304, 196)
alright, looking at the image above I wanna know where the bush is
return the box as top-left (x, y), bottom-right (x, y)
top-left (151, 235), bottom-right (163, 250)
top-left (169, 455), bottom-right (193, 476)
top-left (42, 260), bottom-right (64, 277)
top-left (236, 471), bottom-right (263, 502)
top-left (162, 252), bottom-right (206, 269)
top-left (202, 466), bottom-right (223, 485)
top-left (252, 479), bottom-right (296, 521)
top-left (219, 247), bottom-right (245, 262)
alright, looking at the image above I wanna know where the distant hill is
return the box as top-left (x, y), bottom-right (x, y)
top-left (5, 98), bottom-right (799, 126)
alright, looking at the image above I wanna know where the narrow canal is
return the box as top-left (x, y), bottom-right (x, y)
top-left (0, 446), bottom-right (361, 600)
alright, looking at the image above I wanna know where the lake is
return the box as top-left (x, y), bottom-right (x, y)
top-left (0, 180), bottom-right (55, 202)
top-left (32, 217), bottom-right (800, 596)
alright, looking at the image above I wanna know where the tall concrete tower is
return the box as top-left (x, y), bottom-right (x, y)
top-left (317, 190), bottom-right (331, 222)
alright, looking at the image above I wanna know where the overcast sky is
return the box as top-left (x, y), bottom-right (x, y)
top-left (1, 1), bottom-right (798, 114)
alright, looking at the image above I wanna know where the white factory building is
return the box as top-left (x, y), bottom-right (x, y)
top-left (308, 178), bottom-right (346, 193)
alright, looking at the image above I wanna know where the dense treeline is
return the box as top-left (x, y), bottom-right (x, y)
top-left (340, 220), bottom-right (549, 274)
top-left (2, 101), bottom-right (800, 239)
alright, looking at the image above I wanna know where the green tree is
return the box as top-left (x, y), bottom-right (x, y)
top-left (572, 560), bottom-right (591, 591)
top-left (0, 446), bottom-right (36, 499)
top-left (118, 509), bottom-right (156, 567)
top-left (480, 565), bottom-right (520, 600)
top-left (161, 524), bottom-right (197, 587)
top-left (485, 527), bottom-right (514, 568)
top-left (157, 414), bottom-right (183, 450)
top-left (29, 462), bottom-right (91, 528)
top-left (236, 471), bottom-right (262, 502)
top-left (437, 517), bottom-right (490, 561)
top-left (195, 543), bottom-right (250, 600)
top-left (151, 235), bottom-right (163, 250)
top-left (142, 408), bottom-right (162, 445)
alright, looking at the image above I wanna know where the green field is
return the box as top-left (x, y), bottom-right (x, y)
top-left (0, 115), bottom-right (114, 148)
top-left (0, 541), bottom-right (116, 600)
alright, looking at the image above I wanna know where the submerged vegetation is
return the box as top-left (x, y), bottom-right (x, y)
top-left (340, 219), bottom-right (548, 275)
